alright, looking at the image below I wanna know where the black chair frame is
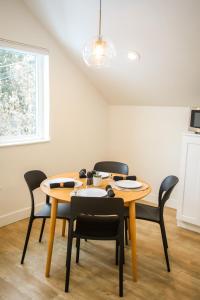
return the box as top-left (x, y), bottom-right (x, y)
top-left (135, 175), bottom-right (179, 272)
top-left (93, 161), bottom-right (129, 246)
top-left (94, 161), bottom-right (129, 175)
top-left (21, 170), bottom-right (71, 264)
top-left (65, 196), bottom-right (125, 297)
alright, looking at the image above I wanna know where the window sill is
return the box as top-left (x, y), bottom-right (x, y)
top-left (0, 138), bottom-right (51, 148)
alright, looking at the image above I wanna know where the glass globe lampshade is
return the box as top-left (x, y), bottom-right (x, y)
top-left (83, 36), bottom-right (116, 68)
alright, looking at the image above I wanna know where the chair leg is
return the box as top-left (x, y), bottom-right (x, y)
top-left (128, 218), bottom-right (131, 241)
top-left (123, 243), bottom-right (125, 265)
top-left (119, 238), bottom-right (124, 297)
top-left (160, 223), bottom-right (170, 272)
top-left (160, 221), bottom-right (168, 248)
top-left (39, 218), bottom-right (46, 242)
top-left (65, 222), bottom-right (73, 292)
top-left (62, 219), bottom-right (67, 237)
top-left (116, 240), bottom-right (119, 265)
top-left (116, 240), bottom-right (124, 265)
top-left (124, 218), bottom-right (128, 245)
top-left (76, 238), bottom-right (80, 263)
top-left (21, 217), bottom-right (34, 264)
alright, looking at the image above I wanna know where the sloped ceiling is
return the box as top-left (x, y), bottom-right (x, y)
top-left (23, 0), bottom-right (200, 106)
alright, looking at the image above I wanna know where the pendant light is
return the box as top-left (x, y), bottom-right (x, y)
top-left (82, 0), bottom-right (116, 68)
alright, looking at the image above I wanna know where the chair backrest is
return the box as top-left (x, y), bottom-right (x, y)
top-left (94, 161), bottom-right (129, 175)
top-left (158, 175), bottom-right (179, 212)
top-left (24, 170), bottom-right (49, 216)
top-left (71, 196), bottom-right (124, 222)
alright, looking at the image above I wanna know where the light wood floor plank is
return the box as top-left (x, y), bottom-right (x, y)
top-left (0, 208), bottom-right (200, 300)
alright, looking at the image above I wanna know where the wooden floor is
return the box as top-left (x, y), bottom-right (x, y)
top-left (0, 207), bottom-right (200, 300)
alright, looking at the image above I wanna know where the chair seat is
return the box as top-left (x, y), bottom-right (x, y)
top-left (124, 203), bottom-right (160, 222)
top-left (35, 203), bottom-right (71, 219)
top-left (75, 215), bottom-right (120, 238)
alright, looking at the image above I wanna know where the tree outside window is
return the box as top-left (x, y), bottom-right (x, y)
top-left (0, 43), bottom-right (49, 146)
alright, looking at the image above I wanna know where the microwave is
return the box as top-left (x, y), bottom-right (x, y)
top-left (189, 107), bottom-right (200, 134)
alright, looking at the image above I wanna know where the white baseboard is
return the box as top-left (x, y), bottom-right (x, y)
top-left (0, 203), bottom-right (44, 228)
top-left (0, 195), bottom-right (177, 228)
top-left (177, 220), bottom-right (200, 233)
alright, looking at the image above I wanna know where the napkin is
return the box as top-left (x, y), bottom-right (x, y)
top-left (126, 175), bottom-right (137, 181)
top-left (113, 176), bottom-right (124, 181)
top-left (105, 185), bottom-right (115, 197)
top-left (79, 169), bottom-right (87, 178)
top-left (113, 175), bottom-right (137, 181)
top-left (50, 181), bottom-right (75, 189)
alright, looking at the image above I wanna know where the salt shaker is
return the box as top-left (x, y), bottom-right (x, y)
top-left (86, 171), bottom-right (93, 185)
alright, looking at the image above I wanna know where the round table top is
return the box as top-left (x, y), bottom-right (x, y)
top-left (40, 172), bottom-right (151, 204)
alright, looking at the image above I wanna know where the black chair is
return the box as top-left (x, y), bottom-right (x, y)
top-left (125, 175), bottom-right (179, 272)
top-left (21, 170), bottom-right (71, 264)
top-left (65, 196), bottom-right (124, 297)
top-left (94, 161), bottom-right (129, 175)
top-left (94, 161), bottom-right (129, 246)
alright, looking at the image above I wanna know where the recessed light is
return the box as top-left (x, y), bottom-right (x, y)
top-left (128, 51), bottom-right (140, 61)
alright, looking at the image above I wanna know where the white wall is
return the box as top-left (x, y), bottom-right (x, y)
top-left (0, 0), bottom-right (108, 226)
top-left (24, 0), bottom-right (200, 107)
top-left (0, 0), bottom-right (192, 228)
top-left (108, 106), bottom-right (189, 208)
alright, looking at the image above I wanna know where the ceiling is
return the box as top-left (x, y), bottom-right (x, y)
top-left (23, 0), bottom-right (200, 106)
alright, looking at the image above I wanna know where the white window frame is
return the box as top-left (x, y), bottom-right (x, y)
top-left (0, 39), bottom-right (50, 147)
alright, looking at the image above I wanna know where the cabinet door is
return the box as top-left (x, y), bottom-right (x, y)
top-left (181, 143), bottom-right (200, 226)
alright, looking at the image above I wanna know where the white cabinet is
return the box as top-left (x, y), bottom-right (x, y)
top-left (177, 133), bottom-right (200, 233)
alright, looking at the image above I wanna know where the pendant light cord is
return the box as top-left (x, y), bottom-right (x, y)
top-left (98, 0), bottom-right (102, 39)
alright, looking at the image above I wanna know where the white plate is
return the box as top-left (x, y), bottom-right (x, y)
top-left (96, 171), bottom-right (110, 178)
top-left (72, 188), bottom-right (107, 197)
top-left (45, 177), bottom-right (82, 188)
top-left (115, 180), bottom-right (142, 189)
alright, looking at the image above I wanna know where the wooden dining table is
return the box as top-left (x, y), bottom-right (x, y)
top-left (40, 172), bottom-right (151, 281)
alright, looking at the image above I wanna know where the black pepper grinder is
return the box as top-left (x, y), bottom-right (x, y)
top-left (86, 171), bottom-right (93, 185)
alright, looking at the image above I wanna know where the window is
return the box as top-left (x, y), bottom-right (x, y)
top-left (0, 40), bottom-right (49, 146)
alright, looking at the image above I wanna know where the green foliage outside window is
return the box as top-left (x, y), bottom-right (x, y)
top-left (0, 48), bottom-right (36, 137)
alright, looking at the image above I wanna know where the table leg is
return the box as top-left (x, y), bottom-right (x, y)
top-left (45, 198), bottom-right (58, 277)
top-left (129, 201), bottom-right (137, 281)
